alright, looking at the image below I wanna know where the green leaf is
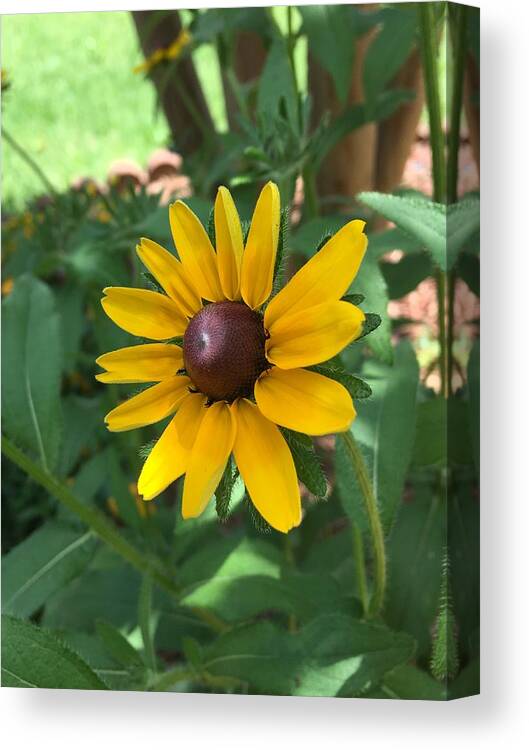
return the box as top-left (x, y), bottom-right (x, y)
top-left (367, 664), bottom-right (447, 700)
top-left (381, 252), bottom-right (434, 299)
top-left (257, 37), bottom-right (298, 131)
top-left (351, 254), bottom-right (392, 363)
top-left (2, 521), bottom-right (97, 618)
top-left (336, 342), bottom-right (419, 531)
top-left (456, 252), bottom-right (480, 296)
top-left (299, 5), bottom-right (357, 103)
top-left (282, 429), bottom-right (327, 497)
top-left (55, 282), bottom-right (86, 374)
top-left (412, 397), bottom-right (473, 468)
top-left (310, 364), bottom-right (372, 400)
top-left (1, 615), bottom-right (107, 689)
top-left (96, 620), bottom-right (145, 671)
top-left (358, 192), bottom-right (480, 272)
top-left (204, 614), bottom-right (415, 697)
top-left (57, 396), bottom-right (101, 478)
top-left (1, 274), bottom-right (63, 471)
top-left (363, 6), bottom-right (418, 109)
top-left (384, 481), bottom-right (445, 661)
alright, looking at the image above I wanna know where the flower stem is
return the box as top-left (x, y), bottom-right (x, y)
top-left (2, 126), bottom-right (57, 195)
top-left (340, 431), bottom-right (386, 618)
top-left (352, 521), bottom-right (369, 618)
top-left (1, 436), bottom-right (228, 633)
top-left (419, 3), bottom-right (448, 397)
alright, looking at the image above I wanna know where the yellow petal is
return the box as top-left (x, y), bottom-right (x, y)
top-left (95, 343), bottom-right (183, 384)
top-left (264, 220), bottom-right (367, 328)
top-left (137, 237), bottom-right (202, 317)
top-left (182, 401), bottom-right (236, 519)
top-left (101, 287), bottom-right (187, 340)
top-left (104, 376), bottom-right (190, 432)
top-left (214, 186), bottom-right (244, 300)
top-left (169, 200), bottom-right (223, 302)
top-left (232, 399), bottom-right (301, 533)
top-left (137, 392), bottom-right (207, 501)
top-left (240, 182), bottom-right (280, 309)
top-left (255, 367), bottom-right (356, 435)
top-left (266, 301), bottom-right (365, 369)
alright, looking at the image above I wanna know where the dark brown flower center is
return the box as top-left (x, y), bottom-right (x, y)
top-left (183, 301), bottom-right (269, 402)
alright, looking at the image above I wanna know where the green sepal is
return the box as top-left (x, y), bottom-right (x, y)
top-left (309, 364), bottom-right (372, 400)
top-left (342, 293), bottom-right (365, 306)
top-left (272, 207), bottom-right (290, 290)
top-left (315, 232), bottom-right (333, 253)
top-left (207, 206), bottom-right (216, 248)
top-left (357, 312), bottom-right (382, 340)
top-left (139, 439), bottom-right (157, 461)
top-left (244, 495), bottom-right (272, 534)
top-left (141, 271), bottom-right (164, 294)
top-left (214, 457), bottom-right (238, 521)
top-left (281, 428), bottom-right (327, 498)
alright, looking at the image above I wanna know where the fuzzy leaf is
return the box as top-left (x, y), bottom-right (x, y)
top-left (282, 429), bottom-right (327, 497)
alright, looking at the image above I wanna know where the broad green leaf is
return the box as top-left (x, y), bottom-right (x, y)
top-left (2, 521), bottom-right (97, 618)
top-left (336, 342), bottom-right (419, 531)
top-left (257, 37), bottom-right (298, 131)
top-left (457, 252), bottom-right (480, 296)
top-left (1, 615), bottom-right (107, 690)
top-left (381, 252), bottom-right (434, 299)
top-left (1, 274), bottom-right (63, 471)
top-left (204, 614), bottom-right (415, 697)
top-left (299, 5), bottom-right (357, 103)
top-left (57, 396), bottom-right (102, 478)
top-left (358, 192), bottom-right (480, 272)
top-left (367, 664), bottom-right (447, 700)
top-left (62, 630), bottom-right (143, 691)
top-left (55, 282), bottom-right (86, 374)
top-left (96, 620), bottom-right (145, 670)
top-left (363, 6), bottom-right (417, 109)
top-left (384, 481), bottom-right (445, 661)
top-left (350, 254), bottom-right (392, 364)
top-left (412, 397), bottom-right (473, 468)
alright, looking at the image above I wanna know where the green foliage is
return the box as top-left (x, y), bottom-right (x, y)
top-left (336, 342), bottom-right (419, 532)
top-left (1, 274), bottom-right (63, 471)
top-left (203, 614), bottom-right (415, 697)
top-left (298, 5), bottom-right (359, 103)
top-left (310, 364), bottom-right (372, 400)
top-left (2, 522), bottom-right (97, 618)
top-left (1, 615), bottom-right (107, 689)
top-left (363, 5), bottom-right (418, 110)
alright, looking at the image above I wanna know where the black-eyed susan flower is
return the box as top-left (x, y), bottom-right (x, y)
top-left (97, 182), bottom-right (367, 533)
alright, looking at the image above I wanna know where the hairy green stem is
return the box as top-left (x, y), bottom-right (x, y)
top-left (2, 436), bottom-right (227, 634)
top-left (341, 431), bottom-right (386, 618)
top-left (352, 522), bottom-right (369, 618)
top-left (2, 127), bottom-right (57, 195)
top-left (419, 3), bottom-right (448, 397)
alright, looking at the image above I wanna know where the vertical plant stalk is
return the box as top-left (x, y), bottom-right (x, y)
top-left (446, 6), bottom-right (469, 394)
top-left (419, 4), bottom-right (449, 398)
top-left (2, 127), bottom-right (57, 195)
top-left (341, 431), bottom-right (386, 618)
top-left (352, 522), bottom-right (369, 617)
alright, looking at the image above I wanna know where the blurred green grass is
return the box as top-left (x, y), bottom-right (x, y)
top-left (2, 12), bottom-right (171, 208)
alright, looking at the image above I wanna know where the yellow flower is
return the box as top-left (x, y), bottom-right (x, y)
top-left (97, 182), bottom-right (367, 533)
top-left (133, 29), bottom-right (191, 75)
